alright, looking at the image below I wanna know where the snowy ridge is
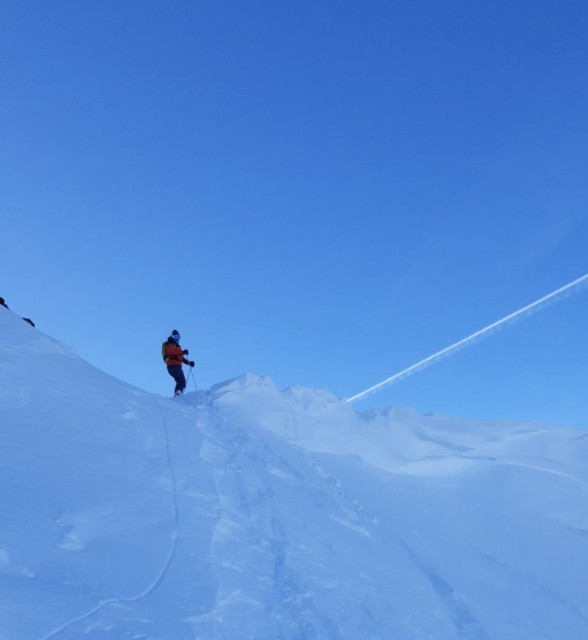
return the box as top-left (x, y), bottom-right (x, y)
top-left (1, 306), bottom-right (587, 639)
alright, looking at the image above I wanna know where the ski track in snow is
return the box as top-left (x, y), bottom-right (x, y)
top-left (481, 549), bottom-right (588, 627)
top-left (192, 395), bottom-right (492, 639)
top-left (39, 398), bottom-right (182, 640)
top-left (306, 458), bottom-right (491, 640)
top-left (395, 537), bottom-right (491, 640)
top-left (191, 401), bottom-right (349, 639)
top-left (499, 457), bottom-right (588, 487)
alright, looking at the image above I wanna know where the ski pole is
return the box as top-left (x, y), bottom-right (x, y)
top-left (188, 366), bottom-right (198, 390)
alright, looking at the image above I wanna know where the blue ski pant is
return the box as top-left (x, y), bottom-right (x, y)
top-left (166, 365), bottom-right (186, 394)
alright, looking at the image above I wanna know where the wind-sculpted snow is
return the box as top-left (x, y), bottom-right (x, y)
top-left (1, 307), bottom-right (588, 639)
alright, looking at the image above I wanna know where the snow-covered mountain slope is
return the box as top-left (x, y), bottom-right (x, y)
top-left (1, 306), bottom-right (587, 640)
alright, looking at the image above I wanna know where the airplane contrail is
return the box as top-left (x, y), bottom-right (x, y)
top-left (347, 272), bottom-right (588, 403)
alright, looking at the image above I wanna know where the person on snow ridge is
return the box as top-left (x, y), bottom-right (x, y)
top-left (164, 330), bottom-right (194, 396)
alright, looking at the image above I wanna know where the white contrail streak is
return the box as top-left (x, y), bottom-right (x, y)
top-left (347, 272), bottom-right (588, 403)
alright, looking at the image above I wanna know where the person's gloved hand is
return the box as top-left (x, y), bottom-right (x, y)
top-left (182, 349), bottom-right (189, 355)
top-left (189, 361), bottom-right (195, 367)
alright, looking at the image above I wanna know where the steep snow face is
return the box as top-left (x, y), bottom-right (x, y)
top-left (1, 307), bottom-right (588, 640)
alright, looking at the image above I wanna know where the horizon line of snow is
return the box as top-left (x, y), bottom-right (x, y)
top-left (347, 272), bottom-right (588, 403)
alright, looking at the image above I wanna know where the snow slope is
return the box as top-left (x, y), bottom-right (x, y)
top-left (1, 307), bottom-right (587, 640)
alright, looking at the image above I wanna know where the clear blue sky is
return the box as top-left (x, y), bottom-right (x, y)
top-left (2, 1), bottom-right (587, 428)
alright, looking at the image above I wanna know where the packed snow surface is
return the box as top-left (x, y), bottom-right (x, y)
top-left (1, 307), bottom-right (587, 640)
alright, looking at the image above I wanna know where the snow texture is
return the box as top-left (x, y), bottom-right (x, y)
top-left (1, 307), bottom-right (587, 639)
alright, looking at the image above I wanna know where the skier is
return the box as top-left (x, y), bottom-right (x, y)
top-left (163, 330), bottom-right (194, 396)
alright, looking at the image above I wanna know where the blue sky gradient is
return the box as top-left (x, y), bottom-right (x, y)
top-left (2, 1), bottom-right (587, 427)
